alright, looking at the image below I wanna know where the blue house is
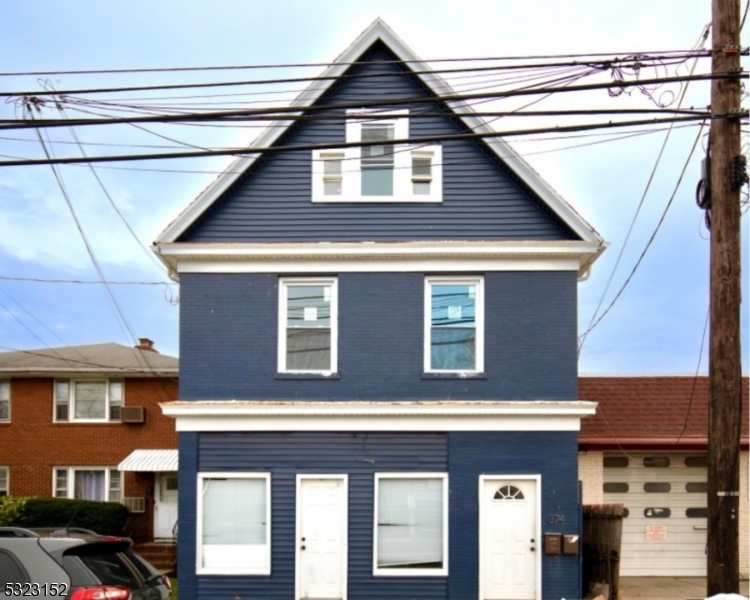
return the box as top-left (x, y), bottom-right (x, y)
top-left (156, 19), bottom-right (605, 600)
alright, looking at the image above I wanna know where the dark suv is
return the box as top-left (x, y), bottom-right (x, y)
top-left (0, 528), bottom-right (171, 600)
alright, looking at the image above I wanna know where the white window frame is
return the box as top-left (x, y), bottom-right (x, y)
top-left (311, 109), bottom-right (443, 203)
top-left (196, 472), bottom-right (272, 576)
top-left (53, 379), bottom-right (124, 423)
top-left (0, 380), bottom-right (9, 422)
top-left (424, 276), bottom-right (484, 374)
top-left (0, 467), bottom-right (8, 496)
top-left (52, 467), bottom-right (121, 502)
top-left (278, 277), bottom-right (338, 374)
top-left (373, 472), bottom-right (449, 577)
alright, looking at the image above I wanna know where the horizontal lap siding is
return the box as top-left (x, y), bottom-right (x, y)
top-left (179, 271), bottom-right (578, 401)
top-left (183, 432), bottom-right (448, 600)
top-left (181, 44), bottom-right (576, 242)
top-left (448, 431), bottom-right (581, 600)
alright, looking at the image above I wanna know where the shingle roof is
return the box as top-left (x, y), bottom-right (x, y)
top-left (0, 343), bottom-right (178, 376)
top-left (579, 376), bottom-right (749, 448)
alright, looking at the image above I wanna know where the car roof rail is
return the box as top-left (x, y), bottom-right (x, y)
top-left (0, 527), bottom-right (41, 538)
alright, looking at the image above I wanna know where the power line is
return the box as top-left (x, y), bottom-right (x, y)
top-left (578, 120), bottom-right (707, 341)
top-left (578, 23), bottom-right (711, 353)
top-left (0, 114), bottom-right (729, 168)
top-left (0, 53), bottom-right (708, 97)
top-left (0, 50), bottom-right (709, 77)
top-left (0, 275), bottom-right (172, 285)
top-left (2, 72), bottom-right (732, 131)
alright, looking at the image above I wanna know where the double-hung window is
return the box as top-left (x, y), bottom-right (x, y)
top-left (374, 473), bottom-right (448, 576)
top-left (278, 278), bottom-right (337, 373)
top-left (311, 109), bottom-right (442, 202)
top-left (53, 467), bottom-right (121, 502)
top-left (424, 277), bottom-right (484, 373)
top-left (197, 473), bottom-right (271, 575)
top-left (0, 380), bottom-right (9, 422)
top-left (0, 467), bottom-right (8, 496)
top-left (54, 379), bottom-right (123, 422)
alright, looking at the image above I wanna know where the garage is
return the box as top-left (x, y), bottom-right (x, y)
top-left (603, 452), bottom-right (708, 576)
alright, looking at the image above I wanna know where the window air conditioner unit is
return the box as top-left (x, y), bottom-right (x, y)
top-left (120, 406), bottom-right (146, 423)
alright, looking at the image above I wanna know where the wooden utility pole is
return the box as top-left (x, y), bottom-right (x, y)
top-left (707, 0), bottom-right (743, 594)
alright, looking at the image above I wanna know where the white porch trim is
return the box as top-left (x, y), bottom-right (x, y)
top-left (160, 400), bottom-right (597, 432)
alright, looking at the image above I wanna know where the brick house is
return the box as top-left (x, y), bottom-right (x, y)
top-left (577, 375), bottom-right (749, 579)
top-left (0, 339), bottom-right (178, 544)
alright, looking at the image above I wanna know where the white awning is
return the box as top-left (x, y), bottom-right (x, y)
top-left (118, 449), bottom-right (178, 472)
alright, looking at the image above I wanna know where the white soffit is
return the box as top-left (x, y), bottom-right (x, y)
top-left (118, 449), bottom-right (178, 472)
top-left (154, 18), bottom-right (604, 247)
top-left (160, 400), bottom-right (598, 432)
top-left (156, 240), bottom-right (602, 279)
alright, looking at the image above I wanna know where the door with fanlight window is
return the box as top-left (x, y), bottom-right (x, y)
top-left (480, 478), bottom-right (538, 600)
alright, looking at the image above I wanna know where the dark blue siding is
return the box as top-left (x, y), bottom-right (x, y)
top-left (180, 43), bottom-right (577, 243)
top-left (189, 432), bottom-right (447, 600)
top-left (448, 432), bottom-right (581, 600)
top-left (177, 431), bottom-right (580, 600)
top-left (179, 271), bottom-right (578, 401)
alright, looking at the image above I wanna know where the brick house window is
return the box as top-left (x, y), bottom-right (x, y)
top-left (0, 380), bottom-right (9, 421)
top-left (0, 467), bottom-right (8, 496)
top-left (54, 380), bottom-right (123, 422)
top-left (53, 467), bottom-right (121, 502)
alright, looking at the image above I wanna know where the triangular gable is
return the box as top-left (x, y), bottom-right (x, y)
top-left (156, 19), bottom-right (602, 245)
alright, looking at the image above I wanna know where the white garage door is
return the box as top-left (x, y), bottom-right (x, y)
top-left (603, 453), bottom-right (707, 576)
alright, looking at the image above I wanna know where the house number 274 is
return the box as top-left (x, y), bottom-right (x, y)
top-left (548, 514), bottom-right (565, 524)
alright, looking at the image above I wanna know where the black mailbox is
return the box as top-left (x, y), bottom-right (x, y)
top-left (544, 533), bottom-right (561, 555)
top-left (563, 534), bottom-right (580, 555)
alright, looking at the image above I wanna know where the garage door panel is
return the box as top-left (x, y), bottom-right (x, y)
top-left (603, 452), bottom-right (707, 577)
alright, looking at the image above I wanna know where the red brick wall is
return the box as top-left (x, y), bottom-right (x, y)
top-left (0, 376), bottom-right (177, 542)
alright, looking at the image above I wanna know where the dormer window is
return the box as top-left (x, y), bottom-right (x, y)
top-left (311, 109), bottom-right (442, 203)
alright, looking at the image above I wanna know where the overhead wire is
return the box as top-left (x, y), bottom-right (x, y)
top-left (578, 23), bottom-right (711, 353)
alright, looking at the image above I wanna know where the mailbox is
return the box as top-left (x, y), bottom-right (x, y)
top-left (563, 534), bottom-right (580, 555)
top-left (543, 533), bottom-right (561, 555)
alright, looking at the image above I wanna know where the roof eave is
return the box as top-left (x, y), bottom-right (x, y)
top-left (153, 18), bottom-right (604, 249)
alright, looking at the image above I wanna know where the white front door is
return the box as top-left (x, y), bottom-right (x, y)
top-left (153, 472), bottom-right (178, 540)
top-left (297, 476), bottom-right (347, 600)
top-left (480, 478), bottom-right (538, 600)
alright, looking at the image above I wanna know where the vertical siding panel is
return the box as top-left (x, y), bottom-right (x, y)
top-left (177, 432), bottom-right (198, 600)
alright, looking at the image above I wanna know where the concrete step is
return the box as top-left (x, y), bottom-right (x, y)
top-left (133, 543), bottom-right (177, 572)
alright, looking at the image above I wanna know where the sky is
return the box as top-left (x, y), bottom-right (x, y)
top-left (0, 0), bottom-right (747, 374)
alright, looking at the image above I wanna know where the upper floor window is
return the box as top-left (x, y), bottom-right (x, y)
top-left (424, 277), bottom-right (484, 373)
top-left (312, 109), bottom-right (443, 203)
top-left (278, 278), bottom-right (338, 374)
top-left (53, 467), bottom-right (121, 503)
top-left (54, 379), bottom-right (123, 422)
top-left (0, 380), bottom-right (9, 422)
top-left (0, 467), bottom-right (8, 496)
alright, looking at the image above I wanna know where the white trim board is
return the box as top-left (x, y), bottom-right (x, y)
top-left (156, 240), bottom-right (604, 280)
top-left (154, 19), bottom-right (603, 247)
top-left (160, 400), bottom-right (597, 432)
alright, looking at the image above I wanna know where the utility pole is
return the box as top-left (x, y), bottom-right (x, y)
top-left (707, 0), bottom-right (743, 594)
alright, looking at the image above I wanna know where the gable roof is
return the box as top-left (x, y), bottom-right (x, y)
top-left (155, 18), bottom-right (603, 247)
top-left (579, 375), bottom-right (750, 449)
top-left (0, 343), bottom-right (178, 376)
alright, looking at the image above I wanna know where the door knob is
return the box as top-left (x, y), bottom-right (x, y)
top-left (301, 545), bottom-right (306, 550)
top-left (530, 547), bottom-right (536, 552)
top-left (530, 538), bottom-right (535, 543)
